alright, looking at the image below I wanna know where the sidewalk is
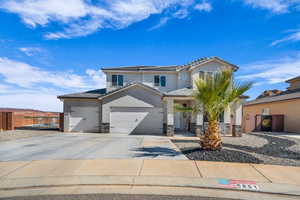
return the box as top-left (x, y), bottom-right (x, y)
top-left (1, 159), bottom-right (300, 198)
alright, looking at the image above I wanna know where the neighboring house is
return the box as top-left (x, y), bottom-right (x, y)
top-left (58, 57), bottom-right (244, 136)
top-left (243, 76), bottom-right (300, 134)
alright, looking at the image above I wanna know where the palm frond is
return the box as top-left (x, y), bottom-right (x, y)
top-left (192, 69), bottom-right (252, 121)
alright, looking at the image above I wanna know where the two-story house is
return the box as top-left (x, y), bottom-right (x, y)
top-left (58, 57), bottom-right (244, 136)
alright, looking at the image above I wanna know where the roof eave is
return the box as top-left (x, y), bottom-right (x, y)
top-left (57, 96), bottom-right (100, 100)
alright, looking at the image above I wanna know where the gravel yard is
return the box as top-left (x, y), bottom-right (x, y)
top-left (172, 132), bottom-right (300, 166)
top-left (0, 130), bottom-right (59, 142)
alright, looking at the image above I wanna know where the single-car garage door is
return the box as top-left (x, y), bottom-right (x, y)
top-left (69, 106), bottom-right (99, 132)
top-left (110, 107), bottom-right (163, 135)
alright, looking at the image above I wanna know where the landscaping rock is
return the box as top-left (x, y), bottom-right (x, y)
top-left (172, 132), bottom-right (300, 166)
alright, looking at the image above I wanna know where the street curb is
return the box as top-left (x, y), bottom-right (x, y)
top-left (1, 175), bottom-right (300, 197)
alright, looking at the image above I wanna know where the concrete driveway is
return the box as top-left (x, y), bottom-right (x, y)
top-left (0, 132), bottom-right (187, 161)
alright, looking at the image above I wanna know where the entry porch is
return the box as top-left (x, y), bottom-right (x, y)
top-left (163, 96), bottom-right (241, 136)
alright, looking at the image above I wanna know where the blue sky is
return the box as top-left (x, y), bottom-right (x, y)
top-left (0, 0), bottom-right (300, 111)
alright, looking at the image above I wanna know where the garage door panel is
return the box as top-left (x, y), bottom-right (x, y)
top-left (110, 107), bottom-right (163, 135)
top-left (70, 106), bottom-right (99, 132)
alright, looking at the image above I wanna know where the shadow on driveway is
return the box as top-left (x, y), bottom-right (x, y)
top-left (132, 146), bottom-right (182, 158)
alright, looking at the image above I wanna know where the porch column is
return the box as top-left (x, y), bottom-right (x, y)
top-left (195, 107), bottom-right (204, 136)
top-left (166, 98), bottom-right (174, 136)
top-left (224, 106), bottom-right (231, 135)
top-left (232, 102), bottom-right (243, 137)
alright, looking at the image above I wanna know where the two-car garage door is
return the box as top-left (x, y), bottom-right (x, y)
top-left (110, 107), bottom-right (163, 135)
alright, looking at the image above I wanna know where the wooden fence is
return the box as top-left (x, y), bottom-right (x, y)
top-left (0, 112), bottom-right (64, 131)
top-left (0, 112), bottom-right (13, 131)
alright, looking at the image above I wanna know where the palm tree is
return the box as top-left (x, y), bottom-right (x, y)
top-left (175, 70), bottom-right (252, 150)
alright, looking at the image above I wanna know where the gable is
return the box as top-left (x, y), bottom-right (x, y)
top-left (190, 59), bottom-right (235, 73)
top-left (99, 83), bottom-right (162, 100)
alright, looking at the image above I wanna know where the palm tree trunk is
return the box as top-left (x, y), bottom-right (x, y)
top-left (201, 120), bottom-right (222, 150)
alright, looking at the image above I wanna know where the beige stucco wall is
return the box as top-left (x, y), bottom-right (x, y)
top-left (243, 98), bottom-right (300, 133)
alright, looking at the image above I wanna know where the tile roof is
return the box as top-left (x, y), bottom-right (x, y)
top-left (101, 57), bottom-right (238, 72)
top-left (102, 65), bottom-right (179, 71)
top-left (245, 88), bottom-right (300, 106)
top-left (57, 88), bottom-right (107, 99)
top-left (164, 87), bottom-right (193, 97)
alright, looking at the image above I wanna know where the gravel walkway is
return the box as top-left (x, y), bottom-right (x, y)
top-left (172, 132), bottom-right (300, 166)
top-left (0, 130), bottom-right (60, 142)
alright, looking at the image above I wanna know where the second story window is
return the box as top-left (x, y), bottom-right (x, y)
top-left (112, 75), bottom-right (123, 86)
top-left (160, 76), bottom-right (166, 87)
top-left (154, 75), bottom-right (160, 86)
top-left (154, 75), bottom-right (166, 87)
top-left (199, 71), bottom-right (205, 80)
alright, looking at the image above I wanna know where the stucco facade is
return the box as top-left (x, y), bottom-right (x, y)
top-left (58, 57), bottom-right (243, 135)
top-left (243, 99), bottom-right (300, 133)
top-left (243, 75), bottom-right (300, 134)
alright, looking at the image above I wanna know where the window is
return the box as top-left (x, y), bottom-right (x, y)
top-left (112, 75), bottom-right (123, 86)
top-left (154, 75), bottom-right (166, 87)
top-left (112, 75), bottom-right (118, 86)
top-left (154, 75), bottom-right (160, 86)
top-left (262, 108), bottom-right (269, 115)
top-left (199, 71), bottom-right (205, 80)
top-left (160, 76), bottom-right (166, 87)
top-left (118, 75), bottom-right (123, 86)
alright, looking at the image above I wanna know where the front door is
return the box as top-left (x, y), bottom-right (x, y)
top-left (174, 112), bottom-right (190, 131)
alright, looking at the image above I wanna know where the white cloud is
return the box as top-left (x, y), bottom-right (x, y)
top-left (0, 57), bottom-right (89, 88)
top-left (232, 1), bottom-right (300, 46)
top-left (0, 93), bottom-right (62, 112)
top-left (85, 69), bottom-right (106, 88)
top-left (241, 0), bottom-right (290, 13)
top-left (237, 1), bottom-right (300, 45)
top-left (194, 1), bottom-right (212, 12)
top-left (148, 16), bottom-right (170, 30)
top-left (0, 57), bottom-right (107, 111)
top-left (271, 29), bottom-right (300, 46)
top-left (0, 0), bottom-right (99, 27)
top-left (19, 47), bottom-right (42, 56)
top-left (238, 55), bottom-right (300, 84)
top-left (0, 0), bottom-right (203, 39)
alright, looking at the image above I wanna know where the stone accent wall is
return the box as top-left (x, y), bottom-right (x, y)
top-left (166, 125), bottom-right (174, 136)
top-left (100, 123), bottom-right (110, 133)
top-left (195, 125), bottom-right (203, 136)
top-left (203, 122), bottom-right (231, 135)
top-left (190, 123), bottom-right (204, 136)
top-left (232, 125), bottom-right (242, 137)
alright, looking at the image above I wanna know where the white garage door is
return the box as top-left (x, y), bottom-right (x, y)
top-left (69, 106), bottom-right (99, 132)
top-left (110, 107), bottom-right (163, 134)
